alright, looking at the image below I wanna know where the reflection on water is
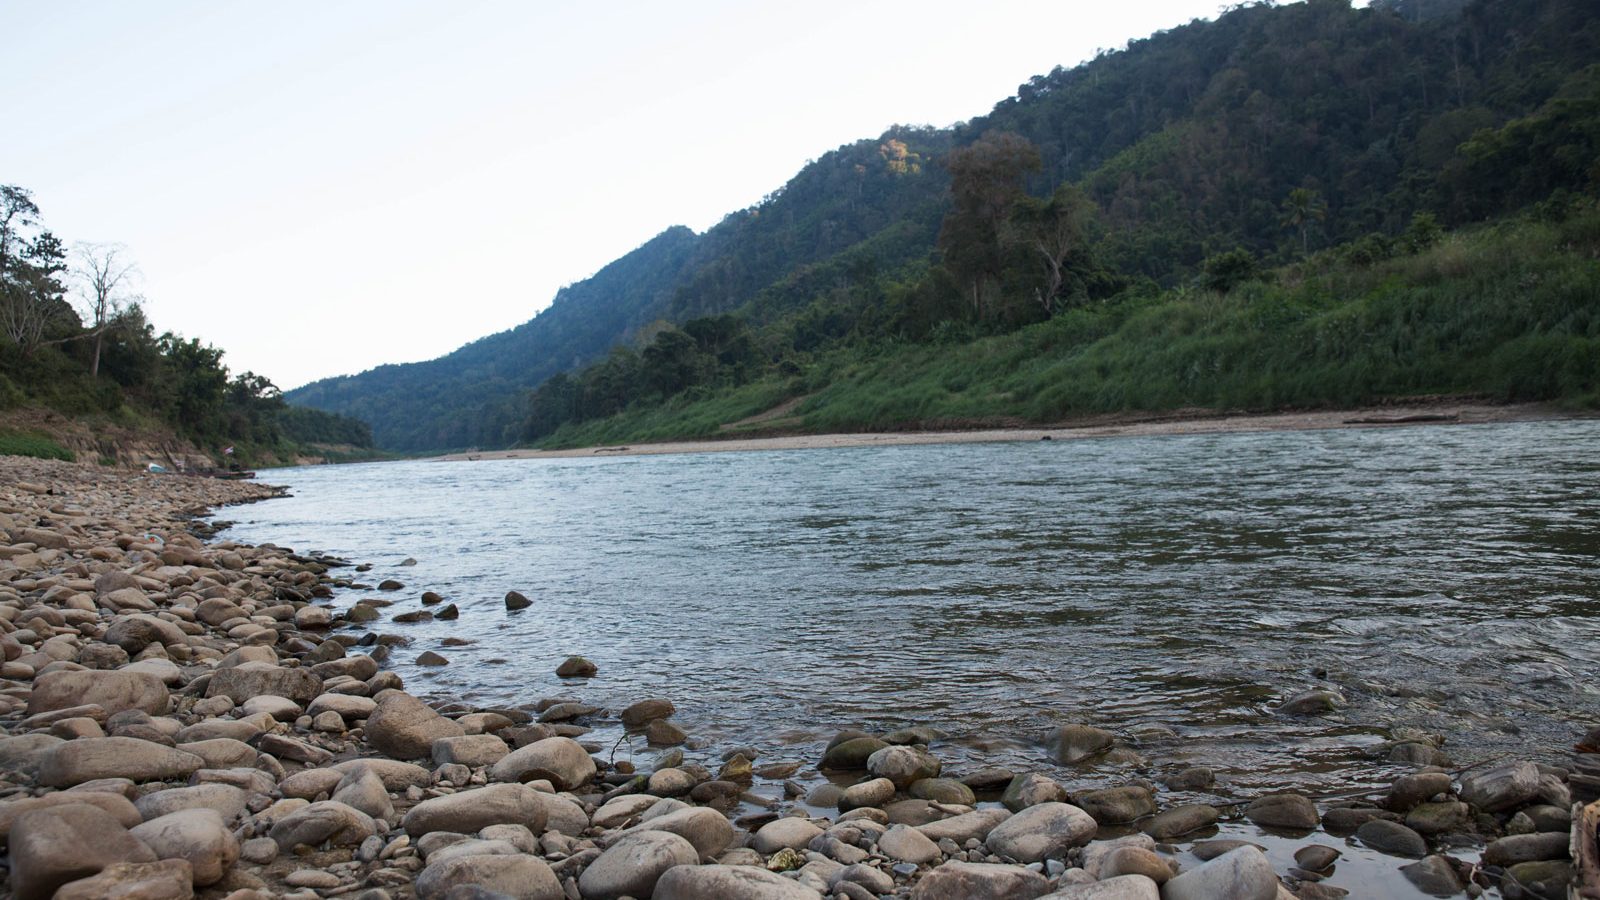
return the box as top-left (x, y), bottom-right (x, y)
top-left (227, 420), bottom-right (1600, 805)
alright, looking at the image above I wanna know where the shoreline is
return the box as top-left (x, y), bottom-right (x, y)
top-left (0, 455), bottom-right (1592, 899)
top-left (431, 400), bottom-right (1584, 462)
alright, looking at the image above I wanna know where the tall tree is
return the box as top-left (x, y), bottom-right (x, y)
top-left (1006, 184), bottom-right (1095, 316)
top-left (73, 243), bottom-right (140, 377)
top-left (1280, 187), bottom-right (1327, 255)
top-left (938, 131), bottom-right (1042, 319)
top-left (0, 230), bottom-right (72, 355)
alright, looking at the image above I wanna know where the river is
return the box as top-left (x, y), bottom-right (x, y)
top-left (225, 418), bottom-right (1600, 897)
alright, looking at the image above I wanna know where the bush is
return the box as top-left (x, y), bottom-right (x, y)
top-left (0, 429), bottom-right (75, 461)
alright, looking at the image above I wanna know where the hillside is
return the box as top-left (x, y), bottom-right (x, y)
top-left (0, 186), bottom-right (378, 468)
top-left (286, 0), bottom-right (1600, 452)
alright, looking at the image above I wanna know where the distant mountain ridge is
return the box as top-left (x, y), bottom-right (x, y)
top-left (287, 0), bottom-right (1599, 451)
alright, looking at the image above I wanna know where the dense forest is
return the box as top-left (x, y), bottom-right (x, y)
top-left (0, 186), bottom-right (374, 465)
top-left (289, 0), bottom-right (1600, 452)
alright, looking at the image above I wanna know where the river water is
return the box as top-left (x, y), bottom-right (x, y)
top-left (225, 419), bottom-right (1600, 894)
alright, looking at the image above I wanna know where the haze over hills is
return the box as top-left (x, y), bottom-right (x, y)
top-left (287, 0), bottom-right (1600, 452)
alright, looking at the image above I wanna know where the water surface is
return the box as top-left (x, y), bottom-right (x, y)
top-left (226, 420), bottom-right (1600, 875)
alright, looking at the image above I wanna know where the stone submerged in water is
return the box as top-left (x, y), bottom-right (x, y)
top-left (1355, 818), bottom-right (1429, 858)
top-left (1142, 804), bottom-right (1219, 840)
top-left (1244, 792), bottom-right (1320, 830)
top-left (505, 590), bottom-right (533, 610)
top-left (555, 655), bottom-right (597, 677)
top-left (621, 698), bottom-right (677, 727)
top-left (1046, 724), bottom-right (1115, 764)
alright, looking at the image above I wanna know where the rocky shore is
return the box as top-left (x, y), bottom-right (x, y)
top-left (0, 456), bottom-right (1593, 900)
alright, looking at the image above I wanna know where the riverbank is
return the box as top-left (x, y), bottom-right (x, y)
top-left (434, 401), bottom-right (1580, 461)
top-left (0, 455), bottom-right (1592, 899)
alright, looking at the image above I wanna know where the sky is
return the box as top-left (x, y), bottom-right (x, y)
top-left (5, 1), bottom-right (1243, 390)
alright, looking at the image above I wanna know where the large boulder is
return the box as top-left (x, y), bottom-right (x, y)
top-left (205, 662), bottom-right (323, 705)
top-left (627, 806), bottom-right (736, 858)
top-left (0, 734), bottom-right (65, 778)
top-left (1074, 786), bottom-right (1157, 825)
top-left (752, 817), bottom-right (824, 854)
top-left (909, 861), bottom-right (1051, 899)
top-left (1162, 845), bottom-right (1279, 900)
top-left (37, 737), bottom-right (204, 787)
top-left (133, 784), bottom-right (248, 823)
top-left (1459, 761), bottom-right (1541, 813)
top-left (879, 823), bottom-right (942, 864)
top-left (0, 792), bottom-right (142, 846)
top-left (331, 765), bottom-right (396, 821)
top-left (365, 692), bottom-right (465, 759)
top-left (129, 808), bottom-right (239, 886)
top-left (984, 802), bottom-right (1097, 863)
top-left (579, 831), bottom-right (700, 900)
top-left (268, 801), bottom-right (377, 851)
top-left (489, 736), bottom-right (595, 790)
top-left (9, 804), bottom-right (158, 900)
top-left (620, 698), bottom-right (676, 727)
top-left (432, 733), bottom-right (510, 768)
top-left (1002, 773), bottom-right (1068, 811)
top-left (402, 783), bottom-right (548, 836)
top-left (101, 615), bottom-right (187, 654)
top-left (866, 744), bottom-right (941, 789)
top-left (415, 854), bottom-right (563, 900)
top-left (917, 808), bottom-right (1012, 844)
top-left (27, 670), bottom-right (169, 717)
top-left (1041, 874), bottom-right (1161, 899)
top-left (53, 859), bottom-right (195, 900)
top-left (330, 757), bottom-right (431, 790)
top-left (1244, 793), bottom-right (1319, 830)
top-left (653, 864), bottom-right (824, 899)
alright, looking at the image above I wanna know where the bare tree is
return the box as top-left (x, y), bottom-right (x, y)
top-left (73, 243), bottom-right (140, 377)
top-left (1005, 184), bottom-right (1093, 316)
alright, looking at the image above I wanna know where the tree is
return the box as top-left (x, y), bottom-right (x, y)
top-left (1006, 184), bottom-right (1095, 315)
top-left (0, 186), bottom-right (39, 270)
top-left (938, 131), bottom-right (1042, 319)
top-left (73, 243), bottom-right (140, 377)
top-left (0, 229), bottom-right (73, 355)
top-left (1280, 187), bottom-right (1327, 254)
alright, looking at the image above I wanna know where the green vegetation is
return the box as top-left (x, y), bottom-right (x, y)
top-left (280, 0), bottom-right (1600, 452)
top-left (0, 428), bottom-right (74, 461)
top-left (0, 187), bottom-right (374, 465)
top-left (537, 208), bottom-right (1600, 445)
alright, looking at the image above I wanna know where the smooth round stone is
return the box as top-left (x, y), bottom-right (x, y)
top-left (752, 817), bottom-right (823, 854)
top-left (879, 823), bottom-right (941, 865)
top-left (578, 831), bottom-right (698, 900)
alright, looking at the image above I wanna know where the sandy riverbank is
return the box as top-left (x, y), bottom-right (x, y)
top-left (433, 401), bottom-right (1583, 462)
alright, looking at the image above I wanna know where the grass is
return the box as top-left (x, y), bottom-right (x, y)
top-left (0, 429), bottom-right (76, 461)
top-left (535, 210), bottom-right (1600, 447)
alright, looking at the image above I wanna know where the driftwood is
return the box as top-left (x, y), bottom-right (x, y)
top-left (1575, 799), bottom-right (1600, 900)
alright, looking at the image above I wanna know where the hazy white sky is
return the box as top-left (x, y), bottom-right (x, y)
top-left (5, 1), bottom-right (1237, 390)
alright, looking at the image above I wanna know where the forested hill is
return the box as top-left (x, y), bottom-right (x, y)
top-left (286, 0), bottom-right (1600, 452)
